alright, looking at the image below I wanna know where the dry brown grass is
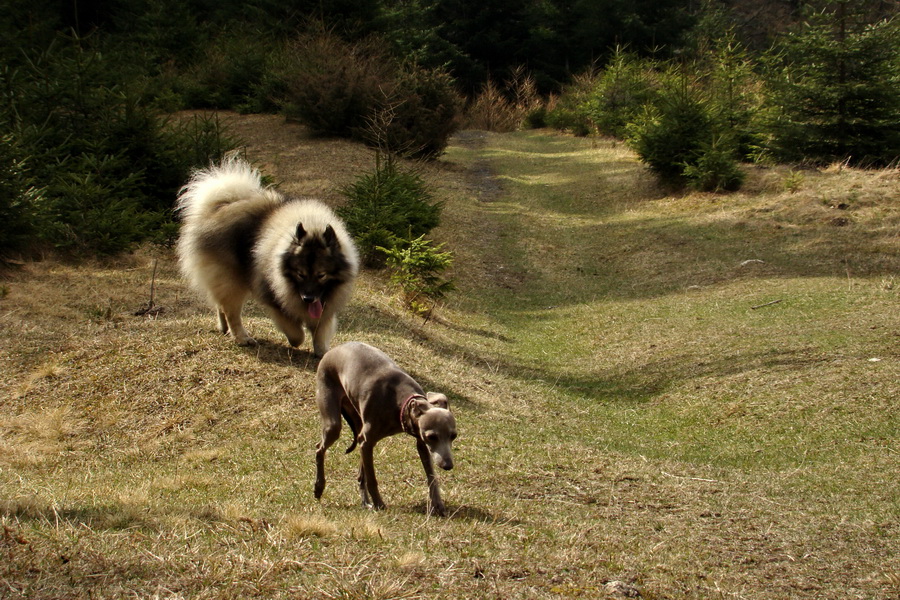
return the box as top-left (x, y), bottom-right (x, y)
top-left (1, 114), bottom-right (898, 599)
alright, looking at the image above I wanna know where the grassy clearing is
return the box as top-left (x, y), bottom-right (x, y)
top-left (2, 120), bottom-right (899, 599)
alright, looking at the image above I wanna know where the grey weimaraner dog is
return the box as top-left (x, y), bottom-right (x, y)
top-left (314, 342), bottom-right (457, 516)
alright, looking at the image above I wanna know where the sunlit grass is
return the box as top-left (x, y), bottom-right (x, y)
top-left (1, 122), bottom-right (898, 599)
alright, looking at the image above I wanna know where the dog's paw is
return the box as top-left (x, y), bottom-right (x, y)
top-left (429, 502), bottom-right (447, 517)
top-left (236, 336), bottom-right (258, 346)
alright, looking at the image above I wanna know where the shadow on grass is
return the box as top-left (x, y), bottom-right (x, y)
top-left (2, 502), bottom-right (153, 531)
top-left (349, 299), bottom-right (838, 411)
top-left (430, 315), bottom-right (513, 342)
top-left (338, 302), bottom-right (663, 407)
top-left (0, 497), bottom-right (247, 534)
top-left (246, 338), bottom-right (319, 371)
top-left (406, 501), bottom-right (525, 525)
top-left (220, 292), bottom-right (837, 416)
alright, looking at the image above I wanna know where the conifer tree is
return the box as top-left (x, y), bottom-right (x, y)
top-left (763, 0), bottom-right (900, 165)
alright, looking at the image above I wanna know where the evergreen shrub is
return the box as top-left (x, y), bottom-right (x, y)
top-left (682, 139), bottom-right (745, 192)
top-left (762, 4), bottom-right (900, 165)
top-left (627, 78), bottom-right (744, 191)
top-left (279, 32), bottom-right (460, 158)
top-left (379, 235), bottom-right (454, 317)
top-left (280, 33), bottom-right (396, 138)
top-left (379, 63), bottom-right (461, 160)
top-left (179, 32), bottom-right (271, 112)
top-left (545, 72), bottom-right (595, 136)
top-left (626, 85), bottom-right (714, 183)
top-left (583, 50), bottom-right (660, 139)
top-left (338, 155), bottom-right (441, 266)
top-left (1, 34), bottom-right (240, 254)
top-left (0, 135), bottom-right (40, 256)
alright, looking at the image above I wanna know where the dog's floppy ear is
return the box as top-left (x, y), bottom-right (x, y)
top-left (295, 223), bottom-right (306, 241)
top-left (425, 392), bottom-right (449, 409)
top-left (410, 396), bottom-right (433, 419)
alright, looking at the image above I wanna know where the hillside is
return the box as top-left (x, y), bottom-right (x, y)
top-left (1, 113), bottom-right (898, 599)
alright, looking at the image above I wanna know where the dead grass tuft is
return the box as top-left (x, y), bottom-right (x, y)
top-left (0, 496), bottom-right (48, 519)
top-left (15, 362), bottom-right (65, 398)
top-left (395, 551), bottom-right (427, 570)
top-left (181, 446), bottom-right (225, 463)
top-left (282, 513), bottom-right (338, 539)
top-left (1, 406), bottom-right (88, 464)
top-left (316, 570), bottom-right (422, 600)
top-left (345, 514), bottom-right (385, 541)
top-left (28, 405), bottom-right (87, 441)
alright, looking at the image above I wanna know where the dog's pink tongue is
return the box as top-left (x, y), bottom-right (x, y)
top-left (308, 299), bottom-right (323, 320)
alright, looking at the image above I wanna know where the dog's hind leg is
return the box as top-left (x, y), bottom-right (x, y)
top-left (202, 268), bottom-right (255, 345)
top-left (212, 285), bottom-right (255, 345)
top-left (220, 302), bottom-right (256, 346)
top-left (314, 432), bottom-right (339, 500)
top-left (217, 308), bottom-right (229, 335)
top-left (314, 421), bottom-right (341, 500)
top-left (314, 379), bottom-right (344, 500)
top-left (357, 462), bottom-right (371, 508)
top-left (357, 427), bottom-right (386, 510)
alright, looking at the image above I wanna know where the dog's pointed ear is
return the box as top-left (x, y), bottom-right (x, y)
top-left (295, 223), bottom-right (306, 241)
top-left (425, 392), bottom-right (449, 409)
top-left (323, 225), bottom-right (338, 248)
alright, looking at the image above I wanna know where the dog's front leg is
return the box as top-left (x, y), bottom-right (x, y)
top-left (358, 441), bottom-right (386, 510)
top-left (267, 308), bottom-right (305, 347)
top-left (311, 315), bottom-right (337, 357)
top-left (416, 440), bottom-right (446, 516)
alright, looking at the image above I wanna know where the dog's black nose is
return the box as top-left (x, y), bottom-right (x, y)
top-left (432, 451), bottom-right (453, 470)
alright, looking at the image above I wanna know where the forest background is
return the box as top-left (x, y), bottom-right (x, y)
top-left (0, 0), bottom-right (898, 258)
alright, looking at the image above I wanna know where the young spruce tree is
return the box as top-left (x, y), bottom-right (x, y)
top-left (763, 0), bottom-right (900, 165)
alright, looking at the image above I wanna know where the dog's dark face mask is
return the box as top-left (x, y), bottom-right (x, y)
top-left (282, 223), bottom-right (350, 319)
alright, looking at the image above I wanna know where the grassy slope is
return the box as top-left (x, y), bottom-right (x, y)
top-left (1, 122), bottom-right (898, 599)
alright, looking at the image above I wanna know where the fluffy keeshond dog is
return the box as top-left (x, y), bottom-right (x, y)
top-left (176, 155), bottom-right (359, 356)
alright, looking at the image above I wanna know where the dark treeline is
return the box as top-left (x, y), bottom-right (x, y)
top-left (2, 0), bottom-right (807, 95)
top-left (1, 0), bottom-right (898, 257)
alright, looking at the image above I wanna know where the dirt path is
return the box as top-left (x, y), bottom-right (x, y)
top-left (451, 130), bottom-right (505, 202)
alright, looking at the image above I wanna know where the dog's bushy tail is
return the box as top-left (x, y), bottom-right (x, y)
top-left (176, 153), bottom-right (272, 221)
